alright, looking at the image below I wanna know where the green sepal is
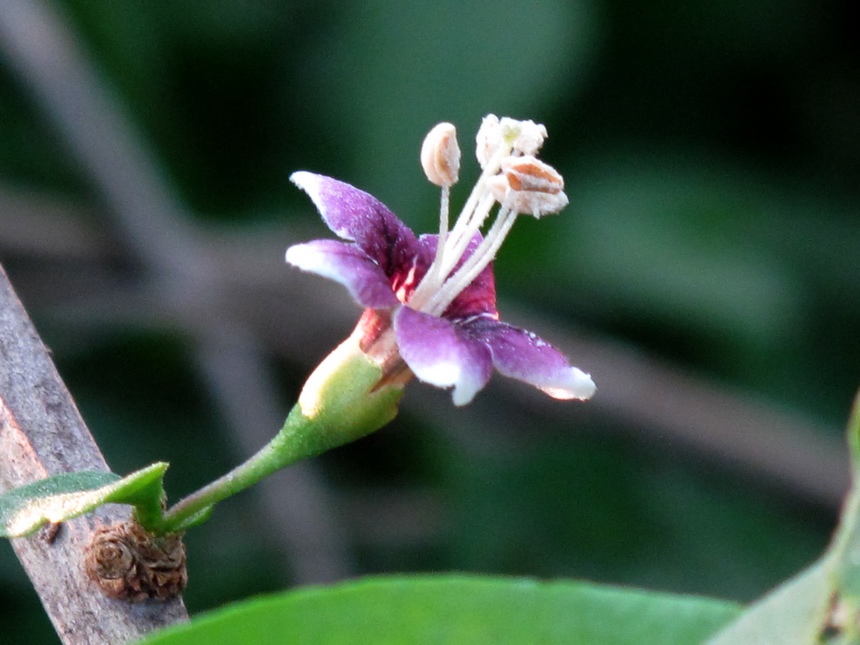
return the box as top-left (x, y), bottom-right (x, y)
top-left (282, 335), bottom-right (404, 458)
top-left (848, 390), bottom-right (860, 478)
top-left (0, 462), bottom-right (168, 538)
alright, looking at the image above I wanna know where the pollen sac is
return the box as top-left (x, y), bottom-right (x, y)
top-left (475, 114), bottom-right (501, 168)
top-left (500, 118), bottom-right (547, 156)
top-left (502, 155), bottom-right (564, 194)
top-left (476, 114), bottom-right (548, 168)
top-left (487, 156), bottom-right (569, 218)
top-left (421, 122), bottom-right (460, 187)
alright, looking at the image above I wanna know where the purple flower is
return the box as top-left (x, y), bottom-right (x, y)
top-left (287, 117), bottom-right (595, 406)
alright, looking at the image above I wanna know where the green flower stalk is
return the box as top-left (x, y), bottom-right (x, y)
top-left (157, 314), bottom-right (407, 533)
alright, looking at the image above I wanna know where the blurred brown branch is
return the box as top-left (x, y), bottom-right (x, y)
top-left (0, 195), bottom-right (848, 511)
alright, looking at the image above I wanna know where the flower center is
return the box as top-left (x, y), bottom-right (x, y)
top-left (392, 261), bottom-right (421, 304)
top-left (407, 115), bottom-right (567, 317)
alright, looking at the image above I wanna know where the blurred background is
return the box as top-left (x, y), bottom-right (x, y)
top-left (0, 0), bottom-right (857, 641)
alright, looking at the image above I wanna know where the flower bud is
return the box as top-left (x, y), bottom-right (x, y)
top-left (421, 122), bottom-right (460, 187)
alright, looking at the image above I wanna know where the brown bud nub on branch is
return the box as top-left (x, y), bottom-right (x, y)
top-left (84, 522), bottom-right (187, 602)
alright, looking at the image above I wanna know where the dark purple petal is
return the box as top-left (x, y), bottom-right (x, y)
top-left (394, 306), bottom-right (493, 405)
top-left (445, 260), bottom-right (497, 318)
top-left (286, 240), bottom-right (399, 308)
top-left (291, 172), bottom-right (420, 277)
top-left (388, 235), bottom-right (435, 305)
top-left (465, 319), bottom-right (596, 400)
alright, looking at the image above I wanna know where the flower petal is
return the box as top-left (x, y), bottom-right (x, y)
top-left (467, 319), bottom-right (596, 400)
top-left (446, 263), bottom-right (497, 319)
top-left (290, 172), bottom-right (420, 277)
top-left (394, 306), bottom-right (492, 406)
top-left (286, 240), bottom-right (399, 308)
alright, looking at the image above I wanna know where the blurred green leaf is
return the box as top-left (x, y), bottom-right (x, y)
top-left (848, 393), bottom-right (860, 476)
top-left (139, 575), bottom-right (741, 645)
top-left (705, 560), bottom-right (834, 645)
top-left (822, 395), bottom-right (860, 643)
top-left (0, 463), bottom-right (167, 538)
top-left (706, 394), bottom-right (860, 644)
top-left (301, 0), bottom-right (597, 215)
top-left (557, 157), bottom-right (805, 348)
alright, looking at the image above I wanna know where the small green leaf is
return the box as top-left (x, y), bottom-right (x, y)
top-left (138, 575), bottom-right (740, 645)
top-left (0, 462), bottom-right (168, 538)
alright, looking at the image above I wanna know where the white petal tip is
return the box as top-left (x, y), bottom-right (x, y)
top-left (540, 368), bottom-right (596, 401)
top-left (290, 171), bottom-right (321, 194)
top-left (289, 170), bottom-right (312, 184)
top-left (411, 361), bottom-right (481, 406)
top-left (451, 387), bottom-right (477, 407)
top-left (285, 244), bottom-right (308, 267)
top-left (284, 243), bottom-right (335, 277)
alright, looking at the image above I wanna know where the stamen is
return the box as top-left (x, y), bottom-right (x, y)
top-left (448, 141), bottom-right (510, 244)
top-left (424, 205), bottom-right (518, 317)
top-left (420, 122), bottom-right (460, 188)
top-left (431, 142), bottom-right (511, 277)
top-left (428, 183), bottom-right (451, 287)
top-left (409, 115), bottom-right (562, 317)
top-left (440, 192), bottom-right (495, 276)
top-left (410, 142), bottom-right (511, 308)
top-left (406, 186), bottom-right (448, 311)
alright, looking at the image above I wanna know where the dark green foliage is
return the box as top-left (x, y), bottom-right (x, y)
top-left (0, 0), bottom-right (856, 641)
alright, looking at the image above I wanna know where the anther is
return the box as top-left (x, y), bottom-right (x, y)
top-left (421, 122), bottom-right (461, 187)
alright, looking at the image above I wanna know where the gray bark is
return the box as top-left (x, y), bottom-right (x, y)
top-left (0, 264), bottom-right (188, 644)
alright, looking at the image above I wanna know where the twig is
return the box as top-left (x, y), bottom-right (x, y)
top-left (0, 263), bottom-right (189, 645)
